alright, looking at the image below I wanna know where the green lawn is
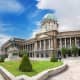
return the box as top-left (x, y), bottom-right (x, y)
top-left (0, 61), bottom-right (63, 76)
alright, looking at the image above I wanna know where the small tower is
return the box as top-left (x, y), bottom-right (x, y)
top-left (41, 13), bottom-right (58, 33)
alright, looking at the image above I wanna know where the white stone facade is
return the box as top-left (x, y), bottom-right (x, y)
top-left (1, 14), bottom-right (80, 58)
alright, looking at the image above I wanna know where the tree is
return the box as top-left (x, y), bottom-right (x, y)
top-left (19, 51), bottom-right (32, 72)
top-left (50, 52), bottom-right (58, 62)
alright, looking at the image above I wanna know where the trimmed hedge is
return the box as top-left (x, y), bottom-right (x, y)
top-left (50, 53), bottom-right (58, 62)
top-left (19, 50), bottom-right (24, 57)
top-left (13, 53), bottom-right (18, 56)
top-left (19, 52), bottom-right (32, 72)
top-left (61, 47), bottom-right (80, 57)
top-left (61, 48), bottom-right (67, 58)
top-left (0, 55), bottom-right (5, 62)
top-left (71, 46), bottom-right (79, 56)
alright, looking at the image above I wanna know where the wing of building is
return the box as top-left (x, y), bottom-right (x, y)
top-left (1, 13), bottom-right (80, 58)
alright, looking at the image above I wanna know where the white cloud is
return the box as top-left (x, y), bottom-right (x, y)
top-left (36, 0), bottom-right (80, 31)
top-left (31, 28), bottom-right (40, 38)
top-left (0, 34), bottom-right (11, 47)
top-left (31, 27), bottom-right (41, 38)
top-left (0, 0), bottom-right (24, 13)
top-left (30, 21), bottom-right (41, 38)
top-left (0, 22), bottom-right (12, 47)
top-left (0, 21), bottom-right (14, 33)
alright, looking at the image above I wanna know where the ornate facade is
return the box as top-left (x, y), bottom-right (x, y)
top-left (1, 14), bottom-right (80, 58)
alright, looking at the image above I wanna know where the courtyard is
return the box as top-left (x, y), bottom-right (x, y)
top-left (47, 57), bottom-right (80, 80)
top-left (1, 57), bottom-right (80, 80)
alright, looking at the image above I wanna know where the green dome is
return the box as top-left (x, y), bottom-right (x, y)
top-left (44, 13), bottom-right (57, 20)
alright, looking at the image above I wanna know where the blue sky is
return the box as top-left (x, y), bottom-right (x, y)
top-left (0, 0), bottom-right (54, 39)
top-left (0, 0), bottom-right (80, 46)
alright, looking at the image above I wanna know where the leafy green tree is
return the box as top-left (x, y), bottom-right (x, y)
top-left (19, 52), bottom-right (32, 72)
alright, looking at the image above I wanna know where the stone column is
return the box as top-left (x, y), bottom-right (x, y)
top-left (33, 44), bottom-right (34, 52)
top-left (75, 37), bottom-right (77, 47)
top-left (34, 42), bottom-right (37, 51)
top-left (51, 37), bottom-right (53, 49)
top-left (70, 37), bottom-right (72, 48)
top-left (25, 44), bottom-right (26, 51)
top-left (65, 38), bottom-right (66, 48)
top-left (53, 36), bottom-right (57, 50)
top-left (34, 41), bottom-right (37, 57)
top-left (60, 38), bottom-right (62, 49)
top-left (44, 40), bottom-right (46, 50)
top-left (29, 45), bottom-right (30, 52)
top-left (40, 41), bottom-right (41, 50)
top-left (32, 44), bottom-right (34, 57)
top-left (44, 53), bottom-right (46, 58)
top-left (26, 45), bottom-right (28, 52)
top-left (22, 44), bottom-right (24, 51)
top-left (49, 39), bottom-right (51, 49)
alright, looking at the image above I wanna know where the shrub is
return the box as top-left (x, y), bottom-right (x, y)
top-left (19, 50), bottom-right (26, 57)
top-left (2, 54), bottom-right (8, 58)
top-left (71, 46), bottom-right (79, 56)
top-left (67, 49), bottom-right (72, 57)
top-left (0, 55), bottom-right (5, 62)
top-left (19, 52), bottom-right (32, 72)
top-left (61, 48), bottom-right (67, 58)
top-left (19, 52), bottom-right (23, 57)
top-left (50, 52), bottom-right (58, 62)
top-left (19, 50), bottom-right (24, 57)
top-left (13, 53), bottom-right (18, 56)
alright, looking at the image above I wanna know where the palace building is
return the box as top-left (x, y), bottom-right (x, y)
top-left (1, 14), bottom-right (80, 58)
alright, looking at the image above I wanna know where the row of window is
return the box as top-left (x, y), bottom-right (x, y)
top-left (28, 53), bottom-right (49, 58)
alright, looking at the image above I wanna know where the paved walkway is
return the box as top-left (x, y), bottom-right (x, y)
top-left (47, 57), bottom-right (80, 80)
top-left (0, 74), bottom-right (5, 80)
